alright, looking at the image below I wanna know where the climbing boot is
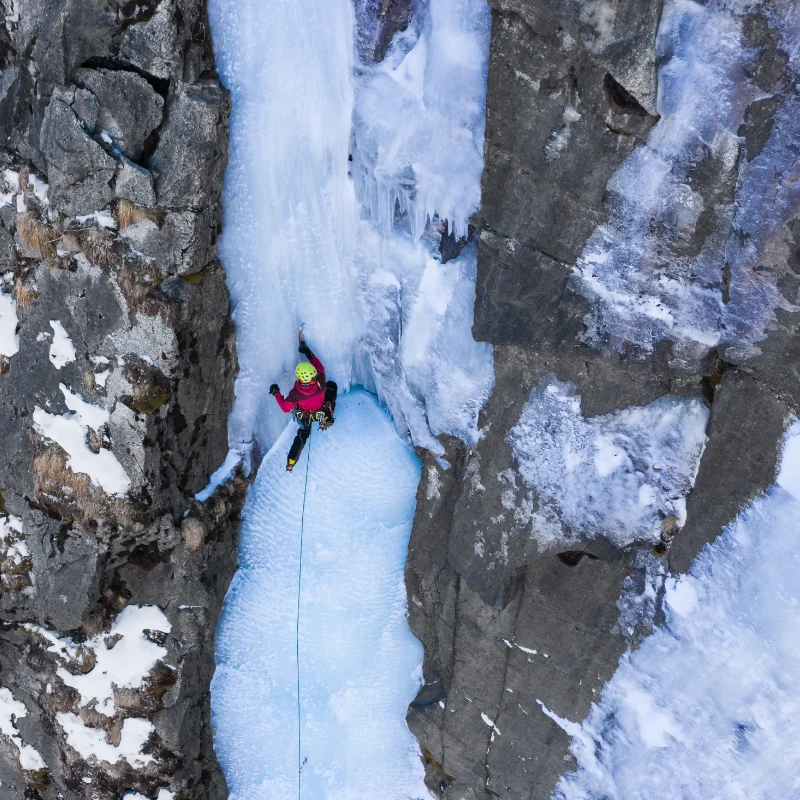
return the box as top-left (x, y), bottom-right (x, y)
top-left (286, 458), bottom-right (297, 473)
top-left (317, 402), bottom-right (335, 430)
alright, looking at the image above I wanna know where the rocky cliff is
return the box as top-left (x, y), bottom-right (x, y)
top-left (406, 1), bottom-right (798, 798)
top-left (0, 1), bottom-right (240, 798)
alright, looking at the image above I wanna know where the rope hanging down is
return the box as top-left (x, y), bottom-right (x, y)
top-left (296, 429), bottom-right (312, 798)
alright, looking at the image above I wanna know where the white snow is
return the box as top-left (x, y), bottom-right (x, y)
top-left (508, 377), bottom-right (708, 547)
top-left (551, 421), bottom-right (800, 800)
top-left (211, 391), bottom-right (429, 799)
top-left (571, 0), bottom-right (800, 363)
top-left (54, 604), bottom-right (171, 717)
top-left (0, 687), bottom-right (46, 771)
top-left (48, 320), bottom-right (76, 369)
top-left (32, 384), bottom-right (130, 496)
top-left (29, 606), bottom-right (171, 768)
top-left (57, 712), bottom-right (155, 767)
top-left (207, 0), bottom-right (493, 462)
top-left (0, 290), bottom-right (19, 358)
top-left (74, 210), bottom-right (118, 230)
top-left (0, 514), bottom-right (30, 567)
top-left (91, 355), bottom-right (112, 387)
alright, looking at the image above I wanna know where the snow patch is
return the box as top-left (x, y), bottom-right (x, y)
top-left (57, 713), bottom-right (155, 767)
top-left (49, 320), bottom-right (76, 369)
top-left (30, 606), bottom-right (171, 769)
top-left (0, 687), bottom-right (46, 771)
top-left (52, 604), bottom-right (171, 717)
top-left (0, 290), bottom-right (19, 358)
top-left (32, 384), bottom-right (129, 496)
top-left (508, 377), bottom-right (708, 547)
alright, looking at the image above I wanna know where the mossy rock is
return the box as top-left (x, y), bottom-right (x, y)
top-left (122, 356), bottom-right (170, 415)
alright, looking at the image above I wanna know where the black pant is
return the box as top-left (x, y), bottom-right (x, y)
top-left (288, 382), bottom-right (337, 462)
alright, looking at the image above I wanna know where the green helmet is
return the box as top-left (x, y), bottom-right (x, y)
top-left (295, 361), bottom-right (318, 383)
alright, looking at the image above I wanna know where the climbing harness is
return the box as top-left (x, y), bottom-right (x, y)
top-left (296, 427), bottom-right (312, 796)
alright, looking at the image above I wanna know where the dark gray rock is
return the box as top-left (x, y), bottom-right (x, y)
top-left (115, 3), bottom-right (178, 80)
top-left (152, 81), bottom-right (230, 210)
top-left (670, 371), bottom-right (790, 574)
top-left (40, 87), bottom-right (118, 215)
top-left (479, 2), bottom-right (660, 268)
top-left (0, 0), bottom-right (238, 797)
top-left (115, 155), bottom-right (157, 207)
top-left (73, 67), bottom-right (164, 161)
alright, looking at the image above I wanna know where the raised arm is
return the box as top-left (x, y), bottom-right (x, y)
top-left (299, 339), bottom-right (324, 375)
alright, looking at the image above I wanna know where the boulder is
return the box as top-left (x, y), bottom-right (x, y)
top-left (39, 86), bottom-right (117, 215)
top-left (73, 67), bottom-right (164, 161)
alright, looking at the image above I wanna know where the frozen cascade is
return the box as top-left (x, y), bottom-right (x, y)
top-left (212, 392), bottom-right (429, 799)
top-left (208, 0), bottom-right (493, 795)
top-left (208, 0), bottom-right (360, 452)
top-left (208, 0), bottom-right (493, 464)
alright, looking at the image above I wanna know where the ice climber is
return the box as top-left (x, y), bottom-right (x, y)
top-left (269, 337), bottom-right (337, 472)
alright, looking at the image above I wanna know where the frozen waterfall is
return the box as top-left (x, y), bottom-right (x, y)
top-left (207, 0), bottom-right (493, 795)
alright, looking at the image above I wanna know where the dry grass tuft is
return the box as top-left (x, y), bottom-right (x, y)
top-left (14, 282), bottom-right (39, 307)
top-left (33, 446), bottom-right (105, 521)
top-left (17, 168), bottom-right (30, 196)
top-left (78, 227), bottom-right (116, 268)
top-left (17, 214), bottom-right (58, 259)
top-left (113, 199), bottom-right (160, 228)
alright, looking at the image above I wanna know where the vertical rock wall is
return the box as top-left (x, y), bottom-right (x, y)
top-left (406, 2), bottom-right (799, 798)
top-left (0, 1), bottom-right (240, 798)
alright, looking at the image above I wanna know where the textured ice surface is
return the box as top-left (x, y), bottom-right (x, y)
top-left (572, 0), bottom-right (800, 362)
top-left (211, 391), bottom-right (429, 800)
top-left (207, 0), bottom-right (492, 462)
top-left (509, 377), bottom-right (708, 547)
top-left (352, 0), bottom-right (491, 240)
top-left (549, 421), bottom-right (800, 800)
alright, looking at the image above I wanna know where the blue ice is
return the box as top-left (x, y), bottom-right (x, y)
top-left (211, 391), bottom-right (429, 799)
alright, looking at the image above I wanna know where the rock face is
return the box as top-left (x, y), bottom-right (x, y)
top-left (406, 2), bottom-right (798, 799)
top-left (0, 1), bottom-right (240, 798)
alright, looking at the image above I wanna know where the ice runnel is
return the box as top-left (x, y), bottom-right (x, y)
top-left (212, 391), bottom-right (429, 799)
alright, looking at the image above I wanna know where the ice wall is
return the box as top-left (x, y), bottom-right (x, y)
top-left (208, 0), bottom-right (493, 466)
top-left (211, 392), bottom-right (429, 799)
top-left (548, 421), bottom-right (800, 800)
top-left (208, 0), bottom-right (360, 452)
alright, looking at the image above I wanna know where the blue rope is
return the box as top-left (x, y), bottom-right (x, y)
top-left (296, 428), bottom-right (312, 798)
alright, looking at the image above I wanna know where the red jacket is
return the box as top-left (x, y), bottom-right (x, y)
top-left (274, 355), bottom-right (326, 414)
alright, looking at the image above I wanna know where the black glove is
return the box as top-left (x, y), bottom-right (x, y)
top-left (269, 383), bottom-right (280, 396)
top-left (298, 339), bottom-right (313, 359)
